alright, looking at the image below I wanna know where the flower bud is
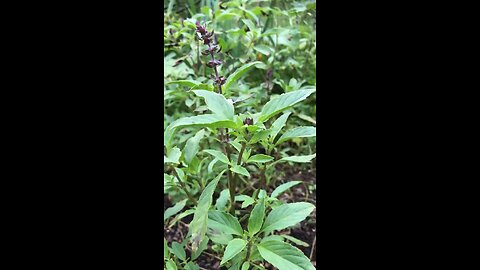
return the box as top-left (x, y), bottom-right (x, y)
top-left (243, 118), bottom-right (253, 125)
top-left (206, 59), bottom-right (223, 68)
top-left (215, 76), bottom-right (226, 85)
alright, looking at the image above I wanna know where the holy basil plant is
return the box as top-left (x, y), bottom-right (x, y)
top-left (164, 8), bottom-right (316, 270)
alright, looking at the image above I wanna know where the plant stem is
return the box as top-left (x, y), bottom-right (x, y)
top-left (239, 212), bottom-right (249, 223)
top-left (237, 142), bottom-right (247, 165)
top-left (245, 239), bottom-right (253, 263)
top-left (171, 167), bottom-right (197, 204)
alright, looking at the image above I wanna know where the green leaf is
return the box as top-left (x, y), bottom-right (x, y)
top-left (189, 170), bottom-right (226, 251)
top-left (164, 238), bottom-right (169, 260)
top-left (271, 181), bottom-right (303, 198)
top-left (241, 262), bottom-right (250, 270)
top-left (276, 127), bottom-right (316, 145)
top-left (164, 199), bottom-right (188, 221)
top-left (247, 154), bottom-right (274, 164)
top-left (191, 237), bottom-right (209, 260)
top-left (220, 239), bottom-right (248, 265)
top-left (208, 229), bottom-right (233, 245)
top-left (230, 165), bottom-right (250, 177)
top-left (261, 235), bottom-right (285, 243)
top-left (254, 44), bottom-right (272, 56)
top-left (297, 114), bottom-right (316, 125)
top-left (258, 189), bottom-right (267, 199)
top-left (242, 198), bottom-right (255, 208)
top-left (165, 259), bottom-right (177, 270)
top-left (215, 189), bottom-right (230, 211)
top-left (279, 154), bottom-right (316, 163)
top-left (171, 241), bottom-right (186, 261)
top-left (269, 112), bottom-right (292, 143)
top-left (257, 240), bottom-right (315, 270)
top-left (167, 80), bottom-right (202, 88)
top-left (242, 19), bottom-right (256, 32)
top-left (168, 114), bottom-right (236, 130)
top-left (239, 6), bottom-right (259, 24)
top-left (185, 262), bottom-right (200, 270)
top-left (258, 89), bottom-right (316, 122)
top-left (216, 12), bottom-right (241, 22)
top-left (208, 210), bottom-right (243, 236)
top-left (164, 147), bottom-right (181, 164)
top-left (204, 149), bottom-right (230, 165)
top-left (207, 158), bottom-right (218, 175)
top-left (183, 129), bottom-right (206, 164)
top-left (168, 209), bottom-right (195, 228)
top-left (236, 195), bottom-right (255, 208)
top-left (261, 202), bottom-right (315, 233)
top-left (248, 197), bottom-right (265, 236)
top-left (249, 129), bottom-right (271, 144)
top-left (193, 90), bottom-right (235, 120)
top-left (224, 61), bottom-right (263, 93)
top-left (280, 235), bottom-right (310, 247)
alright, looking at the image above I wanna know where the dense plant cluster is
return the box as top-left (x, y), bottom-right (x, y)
top-left (164, 1), bottom-right (316, 269)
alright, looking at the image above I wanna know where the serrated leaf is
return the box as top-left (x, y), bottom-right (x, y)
top-left (276, 126), bottom-right (316, 145)
top-left (248, 197), bottom-right (265, 236)
top-left (164, 199), bottom-right (188, 221)
top-left (204, 149), bottom-right (230, 165)
top-left (257, 241), bottom-right (315, 270)
top-left (224, 61), bottom-right (263, 93)
top-left (208, 210), bottom-right (243, 236)
top-left (183, 129), bottom-right (205, 164)
top-left (261, 202), bottom-right (315, 233)
top-left (215, 189), bottom-right (230, 211)
top-left (220, 239), bottom-right (248, 265)
top-left (279, 154), bottom-right (316, 163)
top-left (193, 90), bottom-right (234, 120)
top-left (189, 170), bottom-right (226, 251)
top-left (230, 165), bottom-right (250, 177)
top-left (258, 89), bottom-right (315, 122)
top-left (171, 241), bottom-right (186, 261)
top-left (271, 181), bottom-right (303, 198)
top-left (247, 154), bottom-right (274, 164)
top-left (269, 112), bottom-right (292, 142)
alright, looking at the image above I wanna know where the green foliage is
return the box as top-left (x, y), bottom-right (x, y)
top-left (164, 0), bottom-right (316, 268)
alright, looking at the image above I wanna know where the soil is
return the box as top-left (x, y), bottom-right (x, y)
top-left (164, 166), bottom-right (317, 269)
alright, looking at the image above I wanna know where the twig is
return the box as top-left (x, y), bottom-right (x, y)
top-left (171, 167), bottom-right (197, 204)
top-left (202, 251), bottom-right (222, 261)
top-left (309, 235), bottom-right (316, 260)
